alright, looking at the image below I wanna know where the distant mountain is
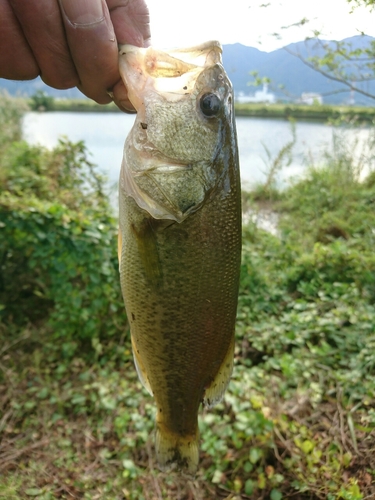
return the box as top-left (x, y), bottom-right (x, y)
top-left (1, 35), bottom-right (374, 105)
top-left (0, 77), bottom-right (84, 99)
top-left (222, 35), bottom-right (375, 105)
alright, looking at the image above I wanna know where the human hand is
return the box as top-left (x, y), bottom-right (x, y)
top-left (0, 0), bottom-right (151, 111)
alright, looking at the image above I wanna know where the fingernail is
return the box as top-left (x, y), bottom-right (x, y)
top-left (119, 100), bottom-right (136, 114)
top-left (60, 0), bottom-right (104, 26)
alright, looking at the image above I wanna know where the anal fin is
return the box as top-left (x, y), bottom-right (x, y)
top-left (131, 335), bottom-right (153, 396)
top-left (203, 335), bottom-right (234, 408)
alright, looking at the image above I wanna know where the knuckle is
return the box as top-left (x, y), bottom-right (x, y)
top-left (41, 72), bottom-right (79, 91)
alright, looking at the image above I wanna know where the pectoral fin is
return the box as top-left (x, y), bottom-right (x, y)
top-left (131, 219), bottom-right (163, 288)
top-left (203, 335), bottom-right (235, 408)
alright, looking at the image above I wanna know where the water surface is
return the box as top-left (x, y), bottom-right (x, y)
top-left (23, 112), bottom-right (373, 191)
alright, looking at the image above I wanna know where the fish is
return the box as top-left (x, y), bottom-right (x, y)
top-left (117, 40), bottom-right (241, 474)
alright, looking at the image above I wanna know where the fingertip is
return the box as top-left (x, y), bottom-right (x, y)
top-left (9, 59), bottom-right (40, 81)
top-left (106, 89), bottom-right (134, 112)
top-left (113, 96), bottom-right (136, 113)
top-left (117, 101), bottom-right (137, 114)
top-left (112, 79), bottom-right (136, 113)
top-left (78, 85), bottom-right (114, 104)
top-left (90, 89), bottom-right (114, 104)
top-left (41, 72), bottom-right (79, 91)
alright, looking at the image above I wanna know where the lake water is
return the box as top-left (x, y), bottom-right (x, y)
top-left (22, 112), bottom-right (374, 192)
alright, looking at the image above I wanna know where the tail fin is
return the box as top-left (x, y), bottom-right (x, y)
top-left (155, 421), bottom-right (199, 475)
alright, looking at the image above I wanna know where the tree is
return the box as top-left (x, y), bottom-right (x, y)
top-left (281, 0), bottom-right (375, 103)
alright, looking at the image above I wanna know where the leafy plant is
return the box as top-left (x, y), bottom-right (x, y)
top-left (0, 99), bottom-right (125, 357)
top-left (29, 91), bottom-right (55, 111)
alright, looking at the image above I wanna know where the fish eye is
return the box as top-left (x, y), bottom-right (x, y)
top-left (199, 93), bottom-right (221, 117)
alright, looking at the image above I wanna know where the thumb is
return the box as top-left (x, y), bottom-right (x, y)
top-left (59, 0), bottom-right (119, 103)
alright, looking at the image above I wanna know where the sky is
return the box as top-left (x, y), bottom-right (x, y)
top-left (146, 0), bottom-right (375, 52)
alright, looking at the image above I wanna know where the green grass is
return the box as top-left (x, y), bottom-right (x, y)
top-left (1, 94), bottom-right (375, 499)
top-left (235, 103), bottom-right (375, 123)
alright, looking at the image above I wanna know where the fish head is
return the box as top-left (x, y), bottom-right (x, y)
top-left (119, 41), bottom-right (235, 222)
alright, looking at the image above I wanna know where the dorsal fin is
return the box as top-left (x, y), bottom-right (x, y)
top-left (203, 335), bottom-right (234, 408)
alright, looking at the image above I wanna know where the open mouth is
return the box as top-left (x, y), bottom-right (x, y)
top-left (119, 41), bottom-right (224, 108)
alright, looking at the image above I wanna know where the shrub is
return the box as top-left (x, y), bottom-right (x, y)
top-left (0, 97), bottom-right (125, 358)
top-left (29, 90), bottom-right (55, 111)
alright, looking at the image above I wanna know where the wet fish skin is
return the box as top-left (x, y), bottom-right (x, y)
top-left (118, 41), bottom-right (241, 474)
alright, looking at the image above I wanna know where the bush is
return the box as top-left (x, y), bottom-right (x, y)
top-left (0, 99), bottom-right (125, 358)
top-left (0, 91), bottom-right (28, 151)
top-left (30, 90), bottom-right (55, 111)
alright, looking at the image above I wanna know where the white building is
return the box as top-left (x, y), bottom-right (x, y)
top-left (236, 83), bottom-right (276, 104)
top-left (300, 92), bottom-right (323, 105)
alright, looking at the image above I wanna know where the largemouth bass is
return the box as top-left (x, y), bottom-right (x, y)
top-left (118, 41), bottom-right (241, 474)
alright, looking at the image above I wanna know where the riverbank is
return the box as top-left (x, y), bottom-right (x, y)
top-left (2, 92), bottom-right (375, 500)
top-left (235, 102), bottom-right (375, 122)
top-left (22, 95), bottom-right (375, 122)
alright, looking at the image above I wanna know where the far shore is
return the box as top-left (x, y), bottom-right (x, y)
top-left (19, 96), bottom-right (375, 123)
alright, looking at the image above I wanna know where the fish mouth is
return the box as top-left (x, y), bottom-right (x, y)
top-left (119, 41), bottom-right (223, 109)
top-left (119, 40), bottom-right (222, 72)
